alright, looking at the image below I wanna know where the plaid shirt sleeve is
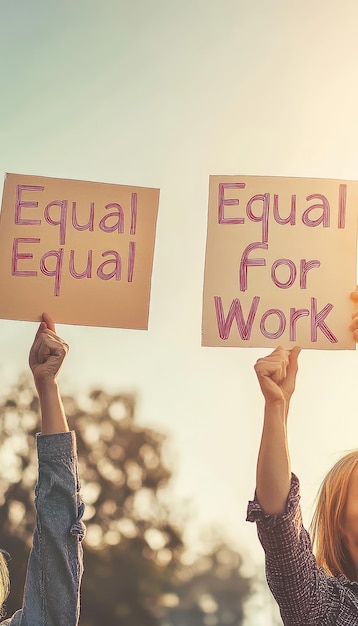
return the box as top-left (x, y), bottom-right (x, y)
top-left (247, 474), bottom-right (343, 626)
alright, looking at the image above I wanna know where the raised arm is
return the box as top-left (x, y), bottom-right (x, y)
top-left (248, 318), bottom-right (356, 624)
top-left (18, 314), bottom-right (85, 626)
top-left (254, 345), bottom-right (300, 515)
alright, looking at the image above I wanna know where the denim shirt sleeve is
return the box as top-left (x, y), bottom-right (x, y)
top-left (3, 431), bottom-right (85, 626)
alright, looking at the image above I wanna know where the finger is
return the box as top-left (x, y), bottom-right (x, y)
top-left (265, 345), bottom-right (286, 358)
top-left (255, 353), bottom-right (289, 384)
top-left (42, 312), bottom-right (56, 333)
top-left (34, 320), bottom-right (47, 340)
top-left (271, 359), bottom-right (288, 384)
top-left (37, 340), bottom-right (51, 365)
top-left (39, 329), bottom-right (70, 356)
top-left (269, 347), bottom-right (289, 383)
top-left (256, 370), bottom-right (283, 399)
top-left (285, 346), bottom-right (301, 382)
top-left (37, 335), bottom-right (68, 365)
top-left (349, 316), bottom-right (358, 332)
top-left (255, 346), bottom-right (289, 367)
top-left (352, 326), bottom-right (358, 342)
top-left (254, 356), bottom-right (285, 373)
top-left (288, 345), bottom-right (301, 367)
top-left (29, 322), bottom-right (48, 368)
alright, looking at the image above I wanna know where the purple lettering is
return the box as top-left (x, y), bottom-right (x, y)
top-left (71, 201), bottom-right (94, 232)
top-left (97, 250), bottom-right (121, 280)
top-left (218, 182), bottom-right (246, 224)
top-left (127, 242), bottom-right (135, 282)
top-left (338, 184), bottom-right (347, 229)
top-left (260, 309), bottom-right (286, 339)
top-left (15, 185), bottom-right (43, 225)
top-left (239, 242), bottom-right (267, 292)
top-left (271, 259), bottom-right (296, 289)
top-left (40, 249), bottom-right (64, 297)
top-left (130, 193), bottom-right (137, 235)
top-left (302, 194), bottom-right (330, 227)
top-left (99, 204), bottom-right (124, 234)
top-left (69, 249), bottom-right (92, 278)
top-left (290, 307), bottom-right (309, 341)
top-left (44, 200), bottom-right (68, 245)
top-left (273, 194), bottom-right (296, 225)
top-left (310, 297), bottom-right (337, 343)
top-left (11, 238), bottom-right (39, 276)
top-left (246, 193), bottom-right (270, 243)
top-left (214, 295), bottom-right (260, 340)
top-left (300, 259), bottom-right (321, 288)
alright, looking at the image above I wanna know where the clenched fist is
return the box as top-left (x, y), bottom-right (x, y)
top-left (29, 313), bottom-right (69, 390)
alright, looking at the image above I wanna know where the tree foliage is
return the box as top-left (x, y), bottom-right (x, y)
top-left (160, 539), bottom-right (252, 626)
top-left (0, 375), bottom-right (253, 625)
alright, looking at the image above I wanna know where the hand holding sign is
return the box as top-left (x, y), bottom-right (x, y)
top-left (29, 312), bottom-right (68, 389)
top-left (254, 345), bottom-right (301, 404)
top-left (28, 311), bottom-right (70, 434)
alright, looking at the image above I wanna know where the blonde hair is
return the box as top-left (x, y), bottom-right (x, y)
top-left (310, 450), bottom-right (358, 580)
top-left (0, 552), bottom-right (9, 617)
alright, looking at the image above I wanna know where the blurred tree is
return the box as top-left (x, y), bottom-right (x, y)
top-left (0, 375), bottom-right (183, 625)
top-left (0, 375), bottom-right (253, 625)
top-left (159, 540), bottom-right (252, 626)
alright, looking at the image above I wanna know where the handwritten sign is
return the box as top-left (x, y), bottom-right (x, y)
top-left (0, 173), bottom-right (159, 328)
top-left (202, 175), bottom-right (358, 349)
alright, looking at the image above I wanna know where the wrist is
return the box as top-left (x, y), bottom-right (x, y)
top-left (35, 380), bottom-right (69, 434)
top-left (35, 377), bottom-right (59, 397)
top-left (264, 397), bottom-right (288, 420)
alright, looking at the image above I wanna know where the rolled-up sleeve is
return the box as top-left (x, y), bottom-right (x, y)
top-left (247, 474), bottom-right (340, 626)
top-left (20, 431), bottom-right (85, 626)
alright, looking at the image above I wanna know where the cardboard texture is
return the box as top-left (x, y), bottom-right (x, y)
top-left (202, 175), bottom-right (358, 349)
top-left (0, 173), bottom-right (159, 328)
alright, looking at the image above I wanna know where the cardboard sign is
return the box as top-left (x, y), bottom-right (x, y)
top-left (0, 173), bottom-right (159, 328)
top-left (202, 175), bottom-right (358, 349)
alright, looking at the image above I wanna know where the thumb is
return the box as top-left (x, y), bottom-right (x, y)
top-left (285, 346), bottom-right (301, 384)
top-left (42, 312), bottom-right (56, 333)
top-left (34, 320), bottom-right (47, 340)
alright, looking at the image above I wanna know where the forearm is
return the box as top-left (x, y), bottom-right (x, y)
top-left (36, 379), bottom-right (69, 434)
top-left (256, 399), bottom-right (291, 515)
top-left (247, 475), bottom-right (333, 625)
top-left (22, 432), bottom-right (85, 626)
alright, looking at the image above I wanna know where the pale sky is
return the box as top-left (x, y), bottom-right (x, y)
top-left (1, 1), bottom-right (358, 618)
